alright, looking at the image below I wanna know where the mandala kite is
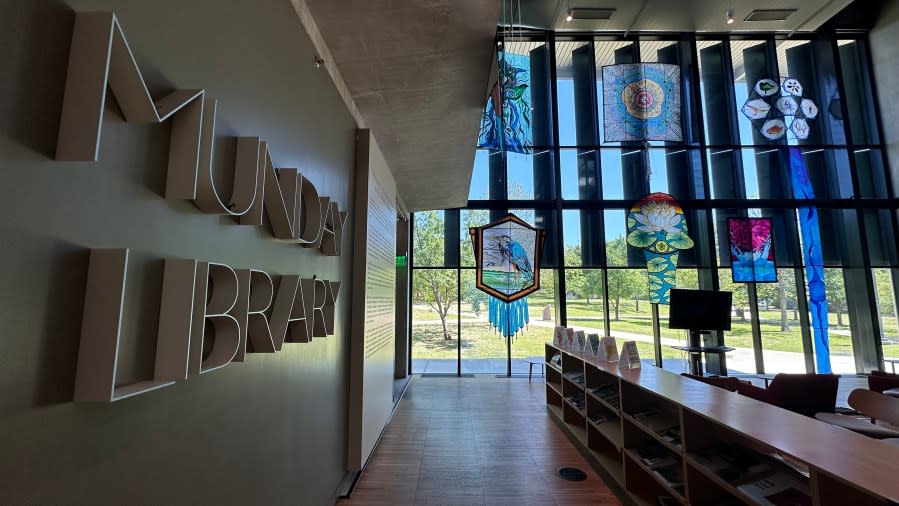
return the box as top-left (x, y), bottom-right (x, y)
top-left (477, 51), bottom-right (532, 154)
top-left (626, 193), bottom-right (694, 304)
top-left (602, 63), bottom-right (682, 142)
top-left (789, 148), bottom-right (831, 373)
top-left (728, 218), bottom-right (777, 283)
top-left (741, 77), bottom-right (818, 141)
top-left (470, 214), bottom-right (545, 337)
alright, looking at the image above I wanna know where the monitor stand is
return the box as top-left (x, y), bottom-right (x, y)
top-left (688, 330), bottom-right (705, 376)
top-left (684, 330), bottom-right (728, 376)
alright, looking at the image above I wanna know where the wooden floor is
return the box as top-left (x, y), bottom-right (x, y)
top-left (340, 376), bottom-right (623, 506)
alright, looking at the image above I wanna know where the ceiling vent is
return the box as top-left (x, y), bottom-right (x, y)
top-left (744, 9), bottom-right (797, 22)
top-left (570, 7), bottom-right (616, 20)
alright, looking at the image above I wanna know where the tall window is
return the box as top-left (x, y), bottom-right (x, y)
top-left (412, 31), bottom-right (894, 376)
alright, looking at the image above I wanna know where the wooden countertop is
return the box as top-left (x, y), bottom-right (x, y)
top-left (549, 343), bottom-right (899, 501)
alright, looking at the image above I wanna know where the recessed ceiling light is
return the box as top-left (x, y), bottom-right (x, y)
top-left (725, 8), bottom-right (735, 25)
top-left (566, 7), bottom-right (573, 22)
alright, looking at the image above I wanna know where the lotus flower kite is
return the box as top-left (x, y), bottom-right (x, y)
top-left (626, 193), bottom-right (694, 304)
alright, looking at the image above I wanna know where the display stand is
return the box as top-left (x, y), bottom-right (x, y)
top-left (670, 330), bottom-right (734, 376)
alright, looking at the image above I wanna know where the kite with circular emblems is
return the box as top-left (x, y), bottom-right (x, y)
top-left (741, 77), bottom-right (818, 141)
top-left (602, 63), bottom-right (683, 142)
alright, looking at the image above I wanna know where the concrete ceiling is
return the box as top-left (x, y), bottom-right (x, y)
top-left (514, 0), bottom-right (853, 33)
top-left (304, 0), bottom-right (501, 212)
top-left (304, 0), bottom-right (852, 212)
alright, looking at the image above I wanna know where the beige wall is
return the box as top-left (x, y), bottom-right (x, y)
top-left (872, 0), bottom-right (899, 185)
top-left (347, 131), bottom-right (397, 471)
top-left (0, 0), bottom-right (356, 504)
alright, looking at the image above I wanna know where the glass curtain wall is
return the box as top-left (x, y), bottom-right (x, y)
top-left (412, 30), bottom-right (896, 376)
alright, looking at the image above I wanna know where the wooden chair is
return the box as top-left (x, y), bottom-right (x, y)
top-left (815, 389), bottom-right (899, 439)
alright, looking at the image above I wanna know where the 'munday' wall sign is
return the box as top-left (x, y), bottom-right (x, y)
top-left (56, 12), bottom-right (349, 402)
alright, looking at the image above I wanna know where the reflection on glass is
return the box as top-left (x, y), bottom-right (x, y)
top-left (874, 269), bottom-right (899, 363)
top-left (604, 210), bottom-right (627, 266)
top-left (507, 152), bottom-right (535, 199)
top-left (838, 40), bottom-right (879, 145)
top-left (560, 149), bottom-right (581, 200)
top-left (557, 40), bottom-right (593, 147)
top-left (821, 268), bottom-right (855, 374)
top-left (657, 269), bottom-right (699, 373)
top-left (512, 269), bottom-right (558, 374)
top-left (469, 150), bottom-right (491, 201)
top-left (757, 268), bottom-right (807, 374)
top-left (411, 268), bottom-right (458, 374)
top-left (460, 269), bottom-right (505, 374)
top-left (601, 149), bottom-right (625, 199)
top-left (717, 268), bottom-right (754, 374)
top-left (855, 149), bottom-right (887, 198)
top-left (565, 268), bottom-right (606, 346)
top-left (563, 210), bottom-right (582, 267)
top-left (461, 209), bottom-right (490, 267)
top-left (413, 210), bottom-right (445, 267)
top-left (730, 40), bottom-right (775, 145)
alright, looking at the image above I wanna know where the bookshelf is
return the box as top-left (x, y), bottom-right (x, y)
top-left (545, 342), bottom-right (899, 506)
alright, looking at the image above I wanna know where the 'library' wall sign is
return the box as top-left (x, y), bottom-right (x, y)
top-left (55, 12), bottom-right (350, 402)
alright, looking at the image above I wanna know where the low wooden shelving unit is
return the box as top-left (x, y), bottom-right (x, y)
top-left (544, 342), bottom-right (899, 506)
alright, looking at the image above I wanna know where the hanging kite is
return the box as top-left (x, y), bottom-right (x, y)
top-left (470, 214), bottom-right (545, 337)
top-left (602, 63), bottom-right (683, 142)
top-left (728, 218), bottom-right (777, 283)
top-left (477, 51), bottom-right (532, 154)
top-left (789, 147), bottom-right (831, 373)
top-left (626, 193), bottom-right (694, 304)
top-left (741, 77), bottom-right (818, 141)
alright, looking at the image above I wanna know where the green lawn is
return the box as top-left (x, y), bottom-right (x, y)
top-left (411, 297), bottom-right (898, 360)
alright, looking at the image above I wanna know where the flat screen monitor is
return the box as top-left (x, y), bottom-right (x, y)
top-left (668, 289), bottom-right (732, 331)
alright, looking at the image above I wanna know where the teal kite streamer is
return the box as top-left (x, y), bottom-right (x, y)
top-left (488, 296), bottom-right (529, 338)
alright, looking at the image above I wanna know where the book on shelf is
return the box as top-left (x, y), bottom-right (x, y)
top-left (634, 443), bottom-right (677, 469)
top-left (565, 394), bottom-right (586, 410)
top-left (652, 463), bottom-right (685, 489)
top-left (692, 444), bottom-right (773, 485)
top-left (564, 372), bottom-right (585, 385)
top-left (736, 472), bottom-right (811, 506)
top-left (657, 427), bottom-right (682, 447)
top-left (589, 413), bottom-right (615, 425)
top-left (550, 354), bottom-right (561, 366)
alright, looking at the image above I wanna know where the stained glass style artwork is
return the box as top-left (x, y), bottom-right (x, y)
top-left (760, 119), bottom-right (787, 140)
top-left (470, 214), bottom-right (545, 337)
top-left (776, 96), bottom-right (799, 116)
top-left (782, 78), bottom-right (803, 96)
top-left (754, 78), bottom-right (780, 96)
top-left (477, 84), bottom-right (502, 151)
top-left (477, 51), bottom-right (532, 154)
top-left (625, 193), bottom-right (694, 304)
top-left (728, 218), bottom-right (777, 283)
top-left (741, 77), bottom-right (818, 141)
top-left (602, 63), bottom-right (682, 142)
top-left (789, 147), bottom-right (831, 373)
top-left (742, 99), bottom-right (771, 120)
